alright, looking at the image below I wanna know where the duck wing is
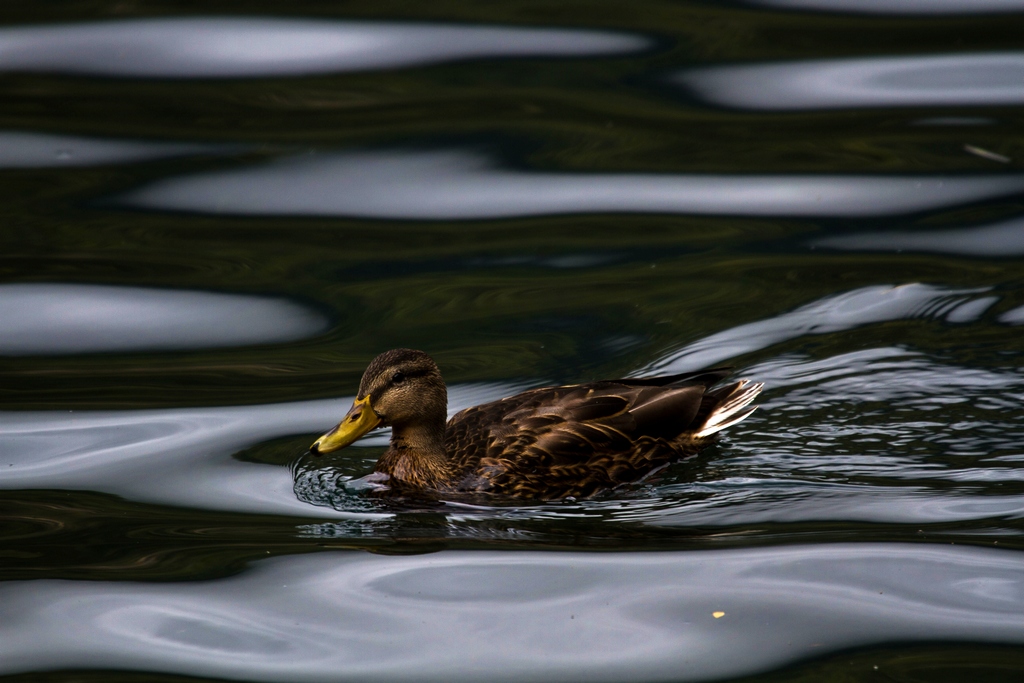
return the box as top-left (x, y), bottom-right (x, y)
top-left (445, 368), bottom-right (751, 499)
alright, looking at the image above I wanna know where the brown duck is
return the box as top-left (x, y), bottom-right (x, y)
top-left (310, 348), bottom-right (763, 500)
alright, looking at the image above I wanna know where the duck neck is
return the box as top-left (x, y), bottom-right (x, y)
top-left (376, 418), bottom-right (451, 489)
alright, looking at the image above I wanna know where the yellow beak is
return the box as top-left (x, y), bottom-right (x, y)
top-left (310, 395), bottom-right (381, 454)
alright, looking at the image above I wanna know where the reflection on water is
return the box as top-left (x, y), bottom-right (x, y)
top-left (815, 216), bottom-right (1024, 257)
top-left (748, 0), bottom-right (1024, 14)
top-left (0, 283), bottom-right (329, 355)
top-left (1, 545), bottom-right (1022, 682)
top-left (0, 17), bottom-right (648, 78)
top-left (5, 1), bottom-right (1024, 681)
top-left (0, 131), bottom-right (222, 168)
top-left (641, 283), bottom-right (995, 374)
top-left (999, 304), bottom-right (1024, 324)
top-left (677, 53), bottom-right (1024, 110)
top-left (0, 400), bottom-right (347, 517)
top-left (120, 149), bottom-right (1024, 219)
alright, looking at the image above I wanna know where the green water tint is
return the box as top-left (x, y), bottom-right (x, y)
top-left (4, 221), bottom-right (1023, 409)
top-left (3, 0), bottom-right (1024, 681)
top-left (3, 484), bottom-right (1023, 586)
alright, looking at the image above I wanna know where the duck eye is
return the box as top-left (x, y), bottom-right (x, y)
top-left (391, 371), bottom-right (406, 384)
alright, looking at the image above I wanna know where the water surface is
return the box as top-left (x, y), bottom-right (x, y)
top-left (3, 2), bottom-right (1024, 682)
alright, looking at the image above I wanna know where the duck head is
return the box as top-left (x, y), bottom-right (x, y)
top-left (310, 348), bottom-right (447, 454)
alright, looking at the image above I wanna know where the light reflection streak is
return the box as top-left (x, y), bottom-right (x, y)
top-left (0, 131), bottom-right (223, 168)
top-left (0, 545), bottom-right (1022, 681)
top-left (639, 283), bottom-right (994, 374)
top-left (120, 149), bottom-right (1024, 219)
top-left (676, 53), bottom-right (1024, 110)
top-left (1000, 304), bottom-right (1024, 324)
top-left (0, 17), bottom-right (648, 78)
top-left (747, 0), bottom-right (1024, 14)
top-left (0, 283), bottom-right (329, 355)
top-left (814, 216), bottom-right (1024, 257)
top-left (650, 481), bottom-right (1024, 525)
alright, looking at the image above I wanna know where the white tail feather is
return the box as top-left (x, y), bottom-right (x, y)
top-left (695, 380), bottom-right (764, 438)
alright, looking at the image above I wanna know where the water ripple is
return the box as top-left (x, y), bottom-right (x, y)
top-left (0, 17), bottom-right (648, 78)
top-left (1, 545), bottom-right (1022, 681)
top-left (676, 53), bottom-right (1024, 110)
top-left (0, 131), bottom-right (224, 168)
top-left (0, 283), bottom-right (329, 355)
top-left (120, 149), bottom-right (1024, 219)
top-left (747, 0), bottom-right (1024, 15)
top-left (814, 215), bottom-right (1024, 257)
top-left (642, 283), bottom-right (996, 374)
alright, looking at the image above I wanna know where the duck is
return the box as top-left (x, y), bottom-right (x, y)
top-left (309, 348), bottom-right (762, 500)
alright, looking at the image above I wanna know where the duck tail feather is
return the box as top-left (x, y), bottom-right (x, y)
top-left (694, 380), bottom-right (763, 438)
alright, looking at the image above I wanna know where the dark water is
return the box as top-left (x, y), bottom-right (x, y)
top-left (3, 2), bottom-right (1024, 681)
